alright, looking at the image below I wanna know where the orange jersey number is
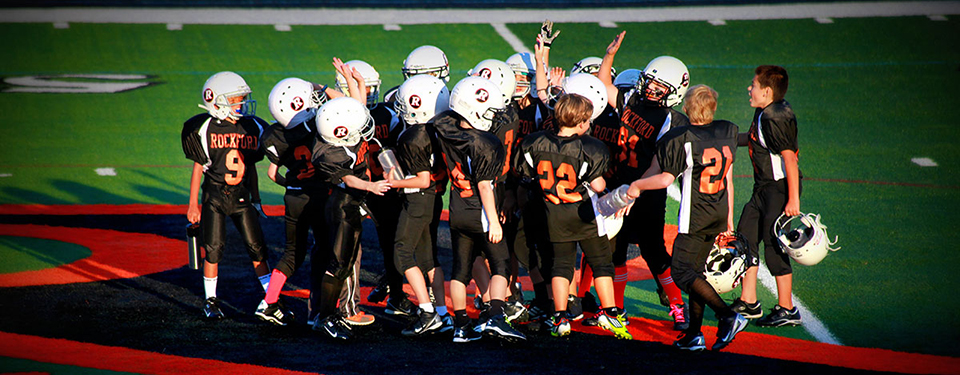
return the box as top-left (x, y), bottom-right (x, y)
top-left (224, 149), bottom-right (245, 186)
top-left (699, 146), bottom-right (734, 194)
top-left (537, 160), bottom-right (581, 204)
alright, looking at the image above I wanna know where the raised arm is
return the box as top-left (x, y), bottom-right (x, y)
top-left (600, 31), bottom-right (626, 108)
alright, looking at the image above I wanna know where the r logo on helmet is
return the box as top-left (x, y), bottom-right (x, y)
top-left (291, 96), bottom-right (304, 111)
top-left (475, 88), bottom-right (489, 103)
top-left (333, 126), bottom-right (349, 139)
top-left (203, 88), bottom-right (215, 103)
top-left (478, 68), bottom-right (492, 80)
top-left (409, 95), bottom-right (422, 109)
top-left (681, 72), bottom-right (690, 88)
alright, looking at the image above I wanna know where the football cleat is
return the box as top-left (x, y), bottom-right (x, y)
top-left (482, 314), bottom-right (526, 342)
top-left (344, 311), bottom-right (375, 326)
top-left (674, 332), bottom-right (706, 351)
top-left (255, 300), bottom-right (287, 326)
top-left (367, 277), bottom-right (390, 303)
top-left (756, 305), bottom-right (802, 327)
top-left (315, 314), bottom-right (354, 340)
top-left (453, 324), bottom-right (482, 343)
top-left (669, 304), bottom-right (689, 331)
top-left (597, 310), bottom-right (633, 340)
top-left (385, 297), bottom-right (416, 316)
top-left (438, 313), bottom-right (455, 333)
top-left (203, 297), bottom-right (224, 320)
top-left (504, 299), bottom-right (529, 323)
top-left (583, 308), bottom-right (629, 327)
top-left (581, 292), bottom-right (600, 314)
top-left (567, 295), bottom-right (584, 321)
top-left (730, 298), bottom-right (763, 319)
top-left (402, 310), bottom-right (443, 337)
top-left (713, 313), bottom-right (748, 350)
top-left (547, 313), bottom-right (571, 337)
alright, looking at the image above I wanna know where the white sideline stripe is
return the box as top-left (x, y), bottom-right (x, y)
top-left (815, 17), bottom-right (835, 23)
top-left (757, 263), bottom-right (843, 345)
top-left (53, 22), bottom-right (69, 29)
top-left (383, 24), bottom-right (401, 31)
top-left (4, 2), bottom-right (958, 25)
top-left (911, 157), bottom-right (937, 167)
top-left (928, 14), bottom-right (948, 20)
top-left (95, 167), bottom-right (116, 176)
top-left (491, 23), bottom-right (529, 54)
top-left (709, 19), bottom-right (727, 25)
top-left (274, 24), bottom-right (291, 31)
top-left (0, 173), bottom-right (11, 178)
top-left (166, 23), bottom-right (182, 30)
top-left (599, 21), bottom-right (618, 28)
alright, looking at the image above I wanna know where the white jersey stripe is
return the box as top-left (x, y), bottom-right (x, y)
top-left (678, 142), bottom-right (693, 234)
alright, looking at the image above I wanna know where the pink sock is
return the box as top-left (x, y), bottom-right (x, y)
top-left (264, 269), bottom-right (287, 304)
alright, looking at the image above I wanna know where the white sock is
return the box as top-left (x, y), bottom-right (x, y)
top-left (435, 305), bottom-right (448, 316)
top-left (259, 274), bottom-right (271, 292)
top-left (203, 276), bottom-right (218, 299)
top-left (419, 303), bottom-right (435, 313)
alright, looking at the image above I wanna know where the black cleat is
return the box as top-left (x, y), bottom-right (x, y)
top-left (255, 300), bottom-right (287, 326)
top-left (453, 324), bottom-right (482, 343)
top-left (669, 303), bottom-right (689, 331)
top-left (674, 332), bottom-right (706, 351)
top-left (314, 314), bottom-right (354, 340)
top-left (756, 305), bottom-right (802, 327)
top-left (482, 314), bottom-right (526, 342)
top-left (203, 297), bottom-right (224, 320)
top-left (504, 299), bottom-right (529, 323)
top-left (730, 298), bottom-right (763, 319)
top-left (367, 277), bottom-right (390, 304)
top-left (567, 295), bottom-right (583, 321)
top-left (713, 313), bottom-right (748, 350)
top-left (402, 310), bottom-right (443, 337)
top-left (581, 292), bottom-right (600, 313)
top-left (385, 297), bottom-right (416, 316)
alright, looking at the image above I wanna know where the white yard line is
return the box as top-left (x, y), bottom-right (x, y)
top-left (757, 262), bottom-right (843, 345)
top-left (95, 168), bottom-right (117, 176)
top-left (491, 23), bottom-right (529, 54)
top-left (2, 2), bottom-right (957, 25)
top-left (912, 157), bottom-right (938, 167)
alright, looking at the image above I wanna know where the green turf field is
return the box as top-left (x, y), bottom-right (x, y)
top-left (0, 15), bottom-right (958, 357)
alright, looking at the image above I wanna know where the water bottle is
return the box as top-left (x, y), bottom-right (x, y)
top-left (596, 184), bottom-right (635, 217)
top-left (186, 223), bottom-right (203, 270)
top-left (377, 148), bottom-right (404, 181)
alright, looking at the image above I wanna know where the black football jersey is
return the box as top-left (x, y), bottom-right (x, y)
top-left (260, 114), bottom-right (325, 189)
top-left (616, 98), bottom-right (691, 183)
top-left (181, 113), bottom-right (266, 186)
top-left (657, 120), bottom-right (739, 235)
top-left (516, 96), bottom-right (551, 144)
top-left (517, 130), bottom-right (610, 242)
top-left (586, 104), bottom-right (622, 185)
top-left (396, 122), bottom-right (448, 194)
top-left (748, 100), bottom-right (801, 187)
top-left (367, 102), bottom-right (402, 182)
top-left (433, 110), bottom-right (505, 210)
top-left (493, 102), bottom-right (522, 186)
top-left (311, 137), bottom-right (372, 196)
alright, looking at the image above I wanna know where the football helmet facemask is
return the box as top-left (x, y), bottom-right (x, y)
top-left (449, 76), bottom-right (505, 132)
top-left (506, 52), bottom-right (536, 99)
top-left (468, 59), bottom-right (516, 107)
top-left (316, 97), bottom-right (375, 147)
top-left (572, 56), bottom-right (616, 79)
top-left (403, 45), bottom-right (450, 82)
top-left (775, 212), bottom-right (840, 266)
top-left (335, 60), bottom-right (382, 109)
top-left (562, 73), bottom-right (609, 121)
top-left (639, 56), bottom-right (690, 108)
top-left (268, 77), bottom-right (325, 128)
top-left (200, 71), bottom-right (256, 121)
top-left (704, 232), bottom-right (748, 294)
top-left (394, 74), bottom-right (450, 126)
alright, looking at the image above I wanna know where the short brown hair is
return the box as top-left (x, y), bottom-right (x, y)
top-left (554, 93), bottom-right (593, 129)
top-left (755, 65), bottom-right (788, 102)
top-left (683, 84), bottom-right (718, 125)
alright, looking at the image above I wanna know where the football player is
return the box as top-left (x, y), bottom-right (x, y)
top-left (310, 97), bottom-right (391, 340)
top-left (624, 84), bottom-right (747, 351)
top-left (434, 76), bottom-right (525, 342)
top-left (730, 65), bottom-right (804, 327)
top-left (181, 71), bottom-right (271, 320)
top-left (598, 31), bottom-right (693, 331)
top-left (383, 45), bottom-right (451, 103)
top-left (515, 93), bottom-right (631, 340)
top-left (389, 74), bottom-right (453, 336)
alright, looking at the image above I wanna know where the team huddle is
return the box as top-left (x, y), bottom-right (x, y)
top-left (181, 21), bottom-right (839, 351)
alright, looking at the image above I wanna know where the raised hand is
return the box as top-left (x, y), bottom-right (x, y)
top-left (539, 19), bottom-right (561, 47)
top-left (607, 31), bottom-right (626, 56)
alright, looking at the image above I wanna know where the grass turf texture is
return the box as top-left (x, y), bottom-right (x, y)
top-left (0, 15), bottom-right (959, 360)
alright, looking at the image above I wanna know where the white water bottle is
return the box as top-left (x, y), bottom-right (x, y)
top-left (377, 148), bottom-right (404, 181)
top-left (596, 184), bottom-right (634, 217)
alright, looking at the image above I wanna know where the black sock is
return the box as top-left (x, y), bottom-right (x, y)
top-left (533, 281), bottom-right (548, 302)
top-left (454, 309), bottom-right (470, 327)
top-left (489, 299), bottom-right (505, 316)
top-left (603, 306), bottom-right (621, 316)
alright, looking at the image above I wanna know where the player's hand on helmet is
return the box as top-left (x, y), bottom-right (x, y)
top-left (488, 221), bottom-right (503, 244)
top-left (369, 180), bottom-right (392, 196)
top-left (606, 31), bottom-right (626, 57)
top-left (187, 203), bottom-right (201, 224)
top-left (784, 199), bottom-right (800, 217)
top-left (539, 19), bottom-right (560, 47)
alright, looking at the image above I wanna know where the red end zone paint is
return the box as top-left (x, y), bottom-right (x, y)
top-left (0, 332), bottom-right (318, 375)
top-left (0, 225), bottom-right (184, 287)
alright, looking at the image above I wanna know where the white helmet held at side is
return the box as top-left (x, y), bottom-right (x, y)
top-left (316, 97), bottom-right (375, 147)
top-left (776, 213), bottom-right (840, 266)
top-left (449, 76), bottom-right (505, 132)
top-left (199, 71), bottom-right (255, 121)
top-left (403, 45), bottom-right (450, 82)
top-left (268, 77), bottom-right (325, 128)
top-left (468, 59), bottom-right (516, 107)
top-left (704, 232), bottom-right (748, 294)
top-left (640, 55), bottom-right (690, 108)
top-left (563, 73), bottom-right (609, 121)
top-left (335, 60), bottom-right (382, 109)
top-left (506, 52), bottom-right (536, 99)
top-left (394, 74), bottom-right (450, 126)
top-left (572, 56), bottom-right (616, 79)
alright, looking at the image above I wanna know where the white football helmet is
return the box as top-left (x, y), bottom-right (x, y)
top-left (572, 56), bottom-right (616, 79)
top-left (506, 52), bottom-right (536, 99)
top-left (316, 97), bottom-right (375, 147)
top-left (335, 60), bottom-right (381, 109)
top-left (402, 45), bottom-right (450, 82)
top-left (449, 76), bottom-right (505, 132)
top-left (468, 59), bottom-right (516, 107)
top-left (268, 77), bottom-right (325, 128)
top-left (614, 68), bottom-right (642, 89)
top-left (394, 74), bottom-right (450, 126)
top-left (776, 212), bottom-right (840, 266)
top-left (640, 56), bottom-right (690, 108)
top-left (704, 232), bottom-right (748, 294)
top-left (199, 71), bottom-right (255, 121)
top-left (562, 73), bottom-right (609, 121)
